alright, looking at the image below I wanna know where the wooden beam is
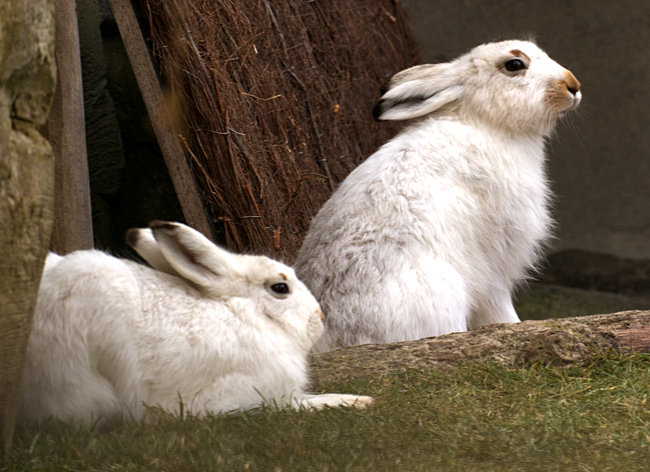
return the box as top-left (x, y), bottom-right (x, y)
top-left (48, 0), bottom-right (94, 254)
top-left (107, 0), bottom-right (214, 240)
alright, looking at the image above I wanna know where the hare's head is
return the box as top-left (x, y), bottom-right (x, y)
top-left (127, 221), bottom-right (324, 351)
top-left (374, 40), bottom-right (581, 136)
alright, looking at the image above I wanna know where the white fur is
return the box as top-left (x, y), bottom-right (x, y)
top-left (18, 221), bottom-right (372, 427)
top-left (295, 40), bottom-right (582, 352)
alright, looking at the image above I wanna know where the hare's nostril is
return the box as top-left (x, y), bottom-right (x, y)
top-left (563, 70), bottom-right (581, 96)
top-left (567, 84), bottom-right (580, 96)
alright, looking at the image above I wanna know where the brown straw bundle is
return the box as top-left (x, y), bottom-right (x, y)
top-left (136, 0), bottom-right (419, 261)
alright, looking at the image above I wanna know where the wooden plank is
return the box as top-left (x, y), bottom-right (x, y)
top-left (107, 0), bottom-right (214, 240)
top-left (47, 0), bottom-right (94, 254)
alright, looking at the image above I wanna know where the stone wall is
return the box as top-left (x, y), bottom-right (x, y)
top-left (0, 0), bottom-right (55, 456)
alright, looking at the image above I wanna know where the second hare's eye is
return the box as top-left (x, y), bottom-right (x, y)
top-left (269, 282), bottom-right (290, 296)
top-left (504, 58), bottom-right (527, 72)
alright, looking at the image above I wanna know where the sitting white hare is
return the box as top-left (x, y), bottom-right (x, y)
top-left (295, 40), bottom-right (582, 352)
top-left (18, 221), bottom-right (372, 427)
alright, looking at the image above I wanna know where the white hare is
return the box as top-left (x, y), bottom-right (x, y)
top-left (18, 221), bottom-right (372, 427)
top-left (295, 40), bottom-right (582, 352)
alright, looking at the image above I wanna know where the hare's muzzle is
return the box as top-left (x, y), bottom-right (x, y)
top-left (546, 69), bottom-right (582, 113)
top-left (563, 70), bottom-right (581, 97)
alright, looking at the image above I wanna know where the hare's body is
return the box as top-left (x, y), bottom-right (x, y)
top-left (19, 222), bottom-right (371, 426)
top-left (298, 120), bottom-right (549, 348)
top-left (295, 40), bottom-right (581, 351)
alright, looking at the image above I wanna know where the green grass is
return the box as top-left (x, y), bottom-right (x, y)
top-left (4, 353), bottom-right (649, 472)
top-left (515, 283), bottom-right (650, 320)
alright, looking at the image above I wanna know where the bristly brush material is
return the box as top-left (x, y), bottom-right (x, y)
top-left (135, 0), bottom-right (420, 260)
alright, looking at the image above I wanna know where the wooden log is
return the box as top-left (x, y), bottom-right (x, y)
top-left (107, 0), bottom-right (214, 240)
top-left (309, 311), bottom-right (650, 387)
top-left (47, 0), bottom-right (94, 253)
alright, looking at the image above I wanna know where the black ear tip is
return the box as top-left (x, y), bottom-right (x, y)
top-left (125, 228), bottom-right (140, 247)
top-left (378, 78), bottom-right (392, 96)
top-left (372, 101), bottom-right (385, 121)
top-left (149, 220), bottom-right (175, 231)
top-left (149, 221), bottom-right (180, 241)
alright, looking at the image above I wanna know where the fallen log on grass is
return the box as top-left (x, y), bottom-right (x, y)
top-left (309, 311), bottom-right (650, 386)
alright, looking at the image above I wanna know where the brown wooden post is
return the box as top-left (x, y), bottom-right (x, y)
top-left (48, 0), bottom-right (94, 254)
top-left (108, 0), bottom-right (214, 240)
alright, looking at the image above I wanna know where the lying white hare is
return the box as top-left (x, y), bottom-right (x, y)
top-left (295, 40), bottom-right (582, 352)
top-left (18, 221), bottom-right (372, 426)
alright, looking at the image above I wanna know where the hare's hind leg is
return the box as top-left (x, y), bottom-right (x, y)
top-left (313, 254), bottom-right (470, 350)
top-left (292, 393), bottom-right (374, 410)
top-left (379, 256), bottom-right (471, 342)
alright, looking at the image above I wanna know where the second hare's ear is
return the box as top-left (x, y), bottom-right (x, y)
top-left (373, 63), bottom-right (463, 121)
top-left (126, 227), bottom-right (178, 276)
top-left (150, 221), bottom-right (247, 297)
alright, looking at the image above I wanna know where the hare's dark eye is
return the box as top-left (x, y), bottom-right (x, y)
top-left (504, 58), bottom-right (526, 72)
top-left (269, 282), bottom-right (290, 295)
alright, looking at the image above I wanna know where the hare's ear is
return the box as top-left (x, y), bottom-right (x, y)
top-left (126, 227), bottom-right (179, 276)
top-left (150, 221), bottom-right (245, 297)
top-left (373, 63), bottom-right (463, 121)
